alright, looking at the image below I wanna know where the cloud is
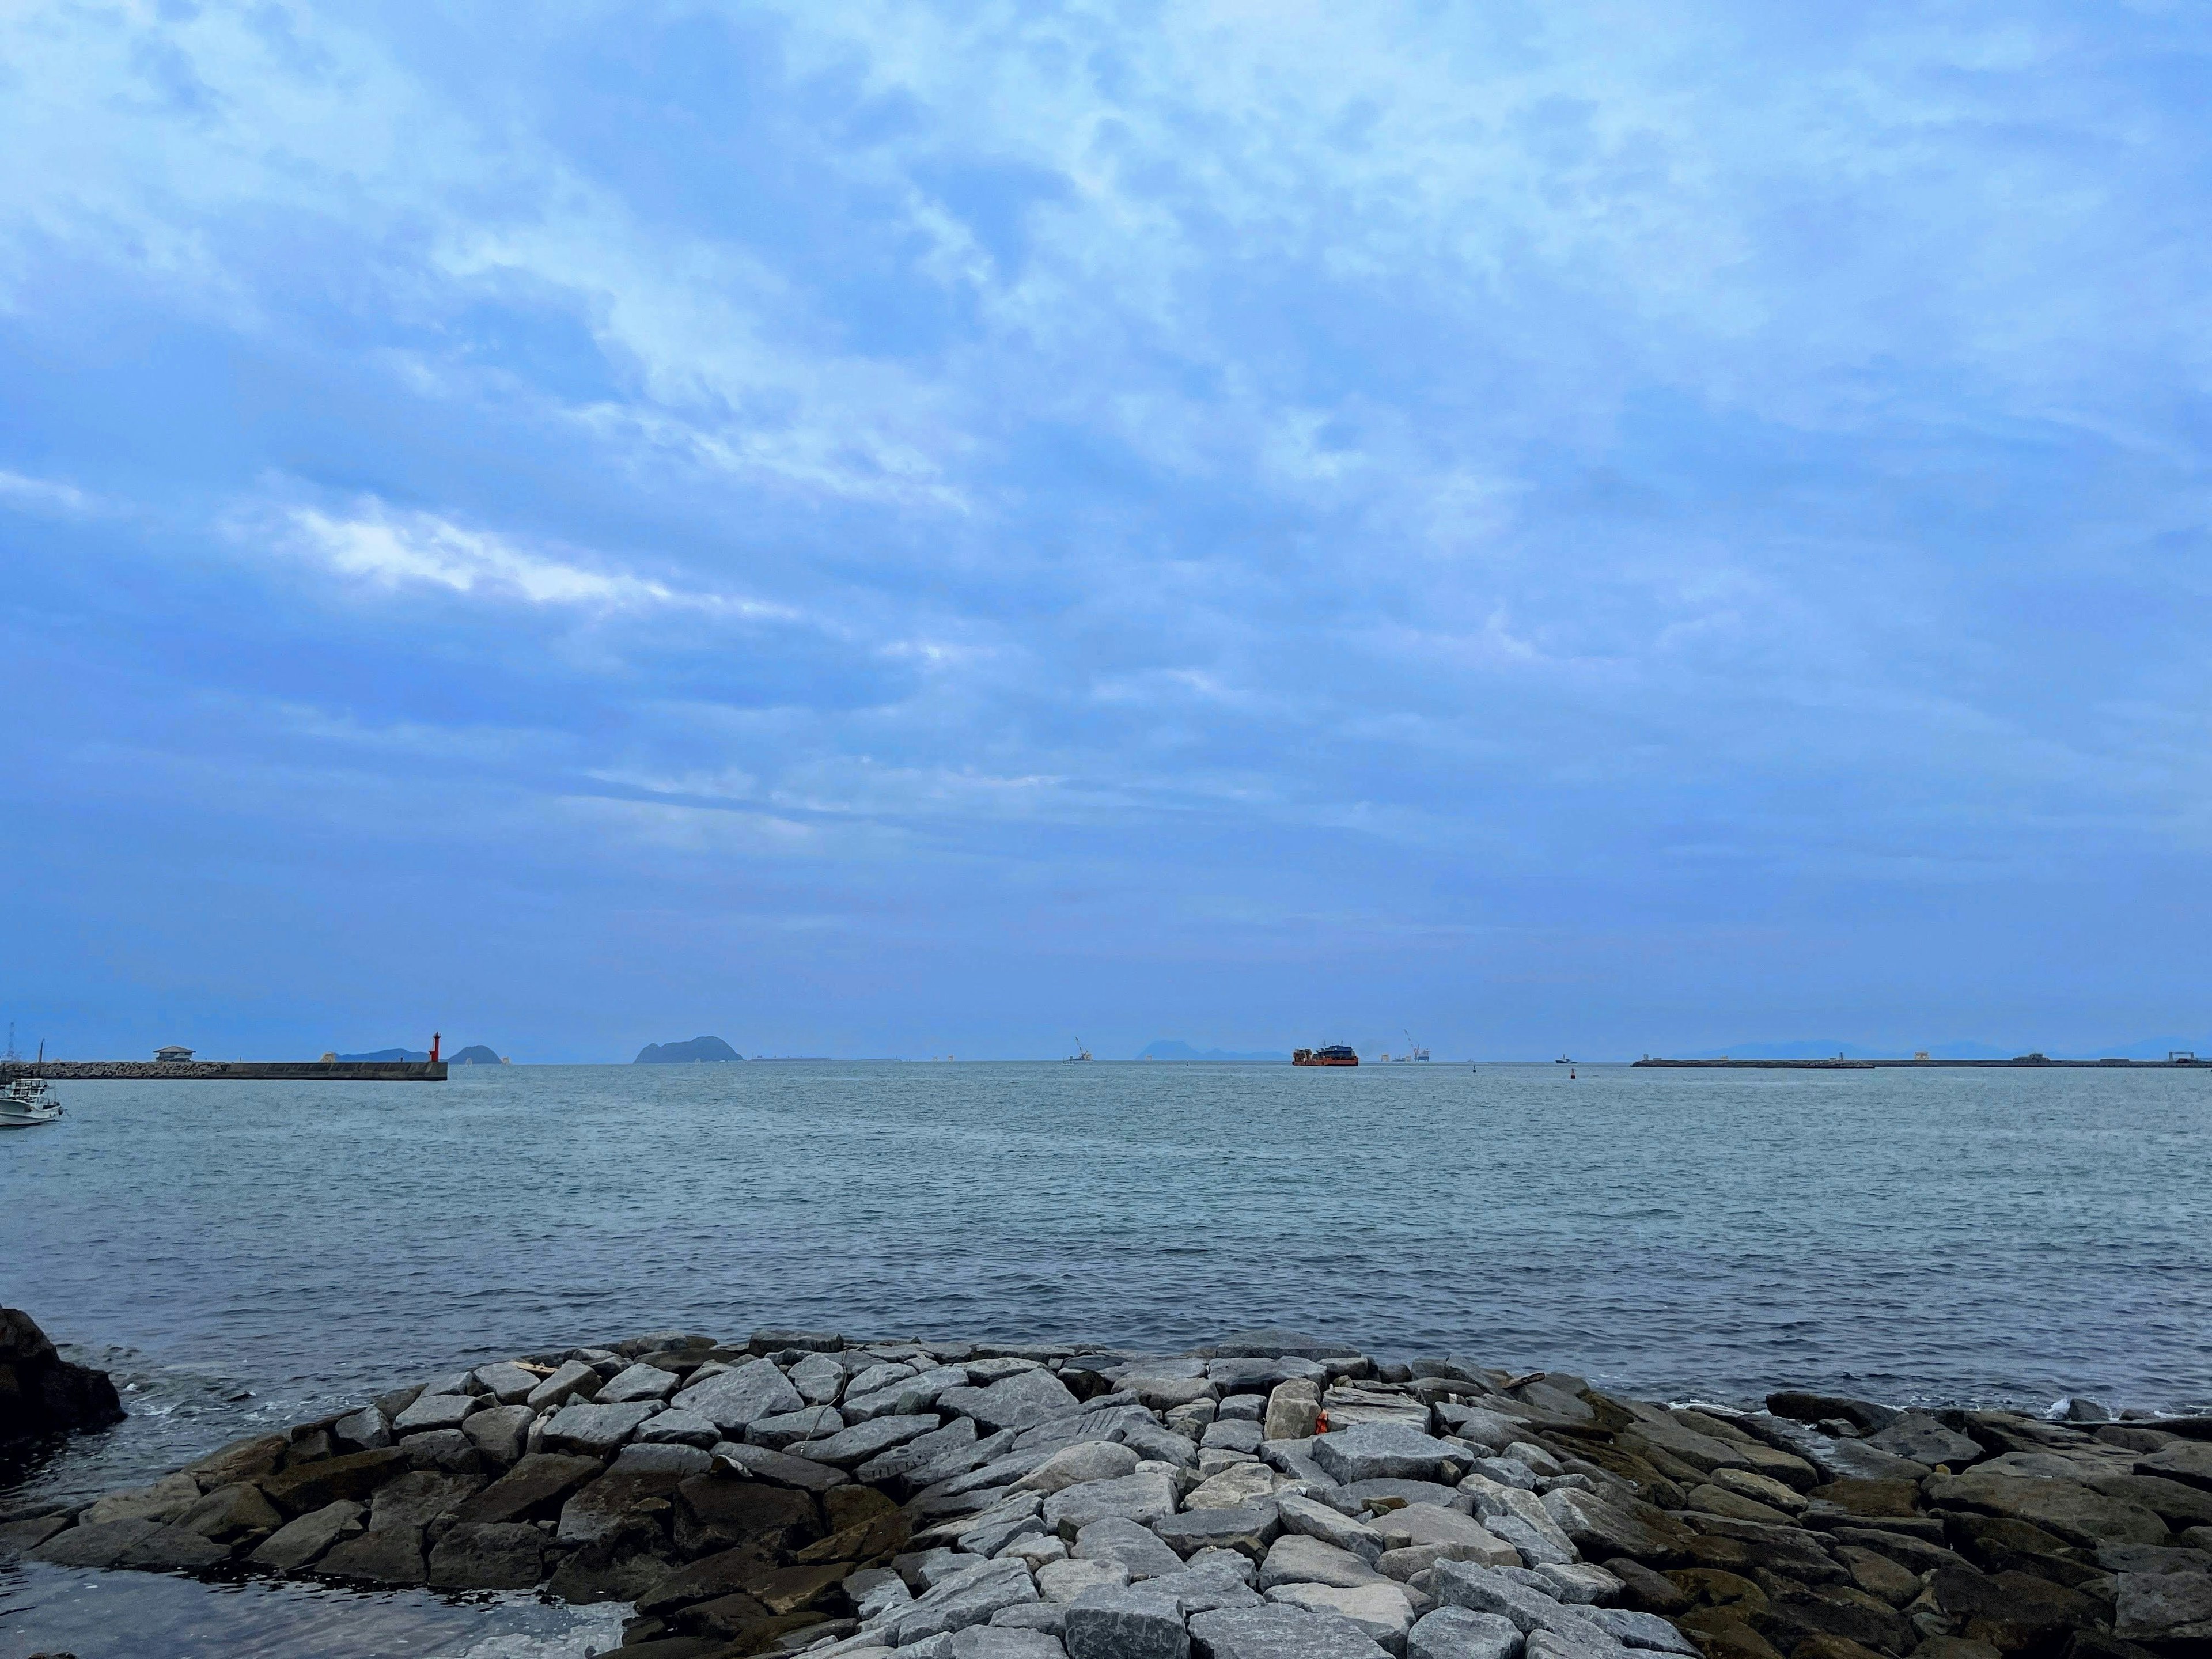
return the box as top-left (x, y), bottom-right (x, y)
top-left (0, 469), bottom-right (100, 516)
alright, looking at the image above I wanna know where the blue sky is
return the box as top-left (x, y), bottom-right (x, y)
top-left (5, 1), bottom-right (2210, 1061)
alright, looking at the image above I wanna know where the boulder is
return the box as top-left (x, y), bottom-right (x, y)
top-left (713, 1441), bottom-right (850, 1491)
top-left (80, 1472), bottom-right (201, 1526)
top-left (1156, 1502), bottom-right (1282, 1562)
top-left (675, 1357), bottom-right (805, 1433)
top-left (1074, 1516), bottom-right (1189, 1580)
top-left (616, 1442), bottom-right (715, 1477)
top-left (1375, 1506), bottom-right (1516, 1564)
top-left (393, 1392), bottom-right (480, 1434)
top-left (1264, 1381), bottom-right (1322, 1443)
top-left (639, 1407), bottom-right (722, 1449)
top-left (463, 1402), bottom-right (535, 1465)
top-left (369, 1469), bottom-right (484, 1533)
top-left (34, 1518), bottom-right (228, 1571)
top-left (1581, 1609), bottom-right (1697, 1654)
top-left (249, 1499), bottom-right (366, 1571)
top-left (1539, 1489), bottom-right (1692, 1565)
top-left (428, 1520), bottom-right (548, 1589)
top-left (525, 1359), bottom-right (601, 1411)
top-left (0, 1307), bottom-right (125, 1442)
top-left (1923, 1469), bottom-right (2166, 1549)
top-left (672, 1471), bottom-right (821, 1556)
top-left (260, 1446), bottom-right (408, 1516)
top-left (1408, 1608), bottom-right (1523, 1659)
top-left (1753, 1583), bottom-right (1916, 1656)
top-left (1188, 1602), bottom-right (1395, 1657)
top-left (2115, 1570), bottom-right (2212, 1642)
top-left (955, 1629), bottom-right (1069, 1658)
top-left (1185, 1465), bottom-right (1284, 1510)
top-left (943, 1370), bottom-right (1084, 1431)
top-left (846, 1365), bottom-right (973, 1422)
top-left (453, 1452), bottom-right (604, 1525)
top-left (1432, 1563), bottom-right (1611, 1642)
top-left (540, 1399), bottom-right (661, 1455)
top-left (599, 1362), bottom-right (681, 1403)
top-left (890, 1557), bottom-right (1041, 1643)
top-left (1264, 1581), bottom-right (1416, 1652)
top-left (789, 1411), bottom-right (941, 1467)
top-left (2134, 1440), bottom-right (2212, 1493)
top-left (175, 1480), bottom-right (282, 1543)
top-left (557, 1468), bottom-right (683, 1546)
top-left (1022, 1441), bottom-right (1143, 1494)
top-left (331, 1406), bottom-right (393, 1453)
top-left (1045, 1558), bottom-right (1137, 1601)
top-left (1063, 1582), bottom-right (1191, 1659)
top-left (1314, 1424), bottom-right (1462, 1484)
top-left (472, 1361), bottom-right (541, 1404)
top-left (1863, 1414), bottom-right (1981, 1468)
top-left (400, 1428), bottom-right (485, 1474)
top-left (1278, 1493), bottom-right (1387, 1562)
top-left (320, 1523), bottom-right (428, 1584)
top-left (1765, 1395), bottom-right (1897, 1438)
top-left (748, 1405), bottom-right (844, 1448)
top-left (1046, 1472), bottom-right (1180, 1537)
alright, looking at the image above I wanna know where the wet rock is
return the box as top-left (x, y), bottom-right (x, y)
top-left (1188, 1601), bottom-right (1395, 1658)
top-left (401, 1428), bottom-right (486, 1474)
top-left (1581, 1609), bottom-right (1696, 1654)
top-left (616, 1442), bottom-right (715, 1477)
top-left (427, 1520), bottom-right (548, 1589)
top-left (1835, 1545), bottom-right (1923, 1607)
top-left (249, 1499), bottom-right (365, 1572)
top-left (1933, 1567), bottom-right (2101, 1654)
top-left (1603, 1560), bottom-right (1687, 1615)
top-left (1408, 1607), bottom-right (1524, 1659)
top-left (320, 1523), bottom-right (428, 1584)
top-left (261, 1446), bottom-right (408, 1516)
top-left (672, 1471), bottom-right (820, 1557)
top-left (175, 1480), bottom-right (282, 1544)
top-left (81, 1472), bottom-right (201, 1527)
top-left (331, 1406), bottom-right (393, 1453)
top-left (1075, 1517), bottom-right (1188, 1580)
top-left (713, 1441), bottom-right (851, 1491)
top-left (1539, 1489), bottom-right (1692, 1565)
top-left (368, 1469), bottom-right (484, 1535)
top-left (1865, 1414), bottom-right (1982, 1469)
top-left (462, 1402), bottom-right (535, 1465)
top-left (1766, 1396), bottom-right (1899, 1438)
top-left (1925, 1469), bottom-right (2166, 1549)
top-left (558, 1468), bottom-right (683, 1546)
top-left (749, 1328), bottom-right (843, 1355)
top-left (0, 1308), bottom-right (124, 1442)
top-left (1062, 1582), bottom-right (1190, 1658)
top-left (2133, 1440), bottom-right (2212, 1493)
top-left (1753, 1582), bottom-right (1915, 1656)
top-left (2115, 1570), bottom-right (2212, 1642)
top-left (35, 1518), bottom-right (224, 1571)
top-left (453, 1452), bottom-right (603, 1525)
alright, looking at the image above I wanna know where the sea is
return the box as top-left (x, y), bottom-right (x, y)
top-left (2, 1059), bottom-right (2207, 1656)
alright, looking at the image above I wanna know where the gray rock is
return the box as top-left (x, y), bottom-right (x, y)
top-left (1431, 1564), bottom-right (1609, 1643)
top-left (1535, 1565), bottom-right (1620, 1607)
top-left (1863, 1411), bottom-right (1981, 1468)
top-left (798, 1411), bottom-right (942, 1467)
top-left (1046, 1472), bottom-right (1180, 1537)
top-left (847, 1359), bottom-right (922, 1396)
top-left (1184, 1464), bottom-right (1284, 1510)
top-left (1374, 1506), bottom-right (1518, 1570)
top-left (1408, 1609), bottom-right (1522, 1659)
top-left (638, 1405), bottom-right (722, 1447)
top-left (474, 1361), bottom-right (542, 1404)
top-left (1316, 1425), bottom-right (1462, 1485)
top-left (1074, 1516), bottom-right (1188, 1580)
top-left (320, 1523), bottom-right (429, 1584)
top-left (422, 1369), bottom-right (481, 1397)
top-left (1146, 1564), bottom-right (1267, 1615)
top-left (597, 1362), bottom-right (680, 1404)
top-left (525, 1359), bottom-right (601, 1412)
top-left (1204, 1421), bottom-right (1264, 1455)
top-left (2136, 1440), bottom-right (2212, 1493)
top-left (750, 1404), bottom-right (846, 1448)
top-left (427, 1520), bottom-right (547, 1589)
top-left (847, 1365), bottom-right (974, 1422)
top-left (1342, 1480), bottom-right (1471, 1514)
top-left (1260, 1439), bottom-right (1335, 1487)
top-left (914, 1548), bottom-right (998, 1588)
top-left (1123, 1421), bottom-right (1202, 1469)
top-left (1063, 1583), bottom-right (1191, 1659)
top-left (791, 1351), bottom-right (848, 1404)
top-left (1156, 1502), bottom-right (1282, 1562)
top-left (969, 1357), bottom-right (1046, 1383)
top-left (1024, 1442), bottom-right (1144, 1494)
top-left (1461, 1480), bottom-right (1574, 1565)
top-left (1187, 1602), bottom-right (1395, 1658)
top-left (678, 1355), bottom-right (805, 1430)
top-left (249, 1499), bottom-right (366, 1573)
top-left (892, 1556), bottom-right (1042, 1643)
top-left (710, 1440), bottom-right (850, 1491)
top-left (463, 1403), bottom-right (535, 1465)
top-left (611, 1441), bottom-right (712, 1476)
top-left (35, 1518), bottom-right (226, 1571)
top-left (960, 1494), bottom-right (1050, 1556)
top-left (1278, 1493), bottom-right (1386, 1562)
top-left (540, 1399), bottom-right (659, 1454)
top-left (1212, 1358), bottom-right (1330, 1393)
top-left (2116, 1570), bottom-right (2212, 1641)
top-left (946, 1370), bottom-right (1085, 1432)
top-left (1260, 1532), bottom-right (1388, 1590)
top-left (370, 1470), bottom-right (484, 1533)
top-left (175, 1480), bottom-right (282, 1543)
top-left (955, 1629), bottom-right (1070, 1659)
top-left (392, 1392), bottom-right (482, 1434)
top-left (1263, 1382), bottom-right (1322, 1444)
top-left (1433, 1407), bottom-right (1528, 1455)
top-left (1522, 1630), bottom-right (1626, 1659)
top-left (1044, 1558), bottom-right (1136, 1602)
top-left (1264, 1582), bottom-right (1416, 1653)
top-left (1474, 1460), bottom-right (1537, 1492)
top-left (401, 1427), bottom-right (485, 1474)
top-left (1578, 1610), bottom-right (1694, 1654)
top-left (995, 1603), bottom-right (1072, 1637)
top-left (863, 1416), bottom-right (985, 1483)
top-left (332, 1405), bottom-right (393, 1452)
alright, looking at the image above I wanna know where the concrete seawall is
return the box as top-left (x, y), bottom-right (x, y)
top-left (1, 1060), bottom-right (447, 1081)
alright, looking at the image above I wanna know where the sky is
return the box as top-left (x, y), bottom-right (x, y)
top-left (5, 1), bottom-right (2211, 1062)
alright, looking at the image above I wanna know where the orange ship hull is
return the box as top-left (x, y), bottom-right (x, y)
top-left (1292, 1047), bottom-right (1359, 1066)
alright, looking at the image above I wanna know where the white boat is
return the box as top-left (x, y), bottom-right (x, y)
top-left (0, 1075), bottom-right (61, 1127)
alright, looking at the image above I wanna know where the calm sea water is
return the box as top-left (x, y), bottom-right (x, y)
top-left (2, 1060), bottom-right (2207, 1654)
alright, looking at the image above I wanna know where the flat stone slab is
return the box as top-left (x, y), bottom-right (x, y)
top-left (1073, 1516), bottom-right (1188, 1580)
top-left (1260, 1533), bottom-right (1388, 1590)
top-left (1313, 1423), bottom-right (1461, 1484)
top-left (1188, 1602), bottom-right (1394, 1658)
top-left (1409, 1608), bottom-right (1523, 1659)
top-left (796, 1412), bottom-right (940, 1467)
top-left (678, 1357), bottom-right (805, 1431)
top-left (1044, 1472), bottom-right (1179, 1537)
top-left (1154, 1501), bottom-right (1281, 1562)
top-left (1063, 1582), bottom-right (1191, 1659)
top-left (1264, 1581), bottom-right (1415, 1649)
top-left (599, 1362), bottom-right (681, 1403)
top-left (942, 1369), bottom-right (1084, 1431)
top-left (539, 1399), bottom-right (660, 1454)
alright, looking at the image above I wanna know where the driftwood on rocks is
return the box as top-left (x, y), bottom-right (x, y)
top-left (3, 1325), bottom-right (2207, 1659)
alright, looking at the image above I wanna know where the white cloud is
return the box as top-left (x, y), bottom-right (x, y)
top-left (0, 469), bottom-right (99, 516)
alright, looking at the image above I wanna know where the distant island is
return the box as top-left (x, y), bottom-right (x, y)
top-left (1136, 1039), bottom-right (1291, 1062)
top-left (448, 1045), bottom-right (503, 1065)
top-left (635, 1036), bottom-right (744, 1063)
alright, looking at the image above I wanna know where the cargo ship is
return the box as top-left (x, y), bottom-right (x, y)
top-left (1292, 1045), bottom-right (1359, 1067)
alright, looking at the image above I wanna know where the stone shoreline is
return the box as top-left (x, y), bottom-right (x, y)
top-left (3, 1327), bottom-right (2210, 1659)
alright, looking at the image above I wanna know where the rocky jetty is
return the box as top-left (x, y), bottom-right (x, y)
top-left (4, 1328), bottom-right (2210, 1659)
top-left (0, 1309), bottom-right (124, 1445)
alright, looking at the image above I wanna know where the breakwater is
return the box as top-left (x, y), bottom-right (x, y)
top-left (1632, 1058), bottom-right (2206, 1070)
top-left (6, 1326), bottom-right (2210, 1659)
top-left (0, 1059), bottom-right (446, 1081)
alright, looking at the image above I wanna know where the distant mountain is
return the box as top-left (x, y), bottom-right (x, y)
top-left (635, 1036), bottom-right (744, 1063)
top-left (448, 1045), bottom-right (503, 1065)
top-left (336, 1047), bottom-right (430, 1062)
top-left (1137, 1039), bottom-right (1291, 1062)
